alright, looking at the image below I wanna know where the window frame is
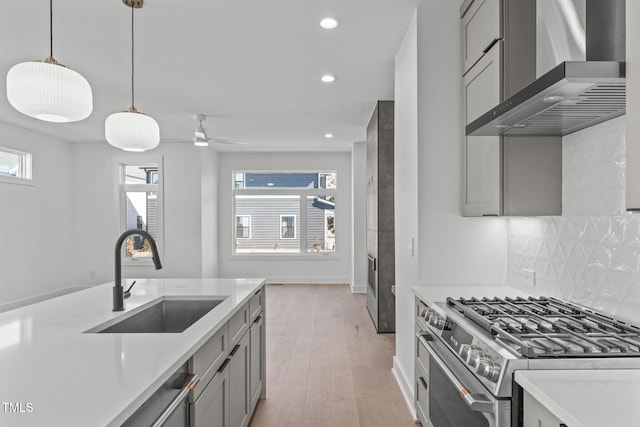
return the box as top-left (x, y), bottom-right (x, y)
top-left (119, 161), bottom-right (164, 265)
top-left (0, 146), bottom-right (33, 185)
top-left (231, 170), bottom-right (337, 256)
top-left (235, 215), bottom-right (252, 239)
top-left (279, 215), bottom-right (296, 239)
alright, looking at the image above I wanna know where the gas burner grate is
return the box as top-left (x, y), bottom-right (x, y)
top-left (446, 296), bottom-right (640, 358)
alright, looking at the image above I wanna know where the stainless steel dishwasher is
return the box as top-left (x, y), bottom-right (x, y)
top-left (122, 364), bottom-right (199, 427)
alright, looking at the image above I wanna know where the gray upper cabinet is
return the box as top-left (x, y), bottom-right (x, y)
top-left (461, 0), bottom-right (501, 75)
top-left (462, 42), bottom-right (502, 216)
top-left (627, 0), bottom-right (640, 211)
top-left (461, 0), bottom-right (561, 217)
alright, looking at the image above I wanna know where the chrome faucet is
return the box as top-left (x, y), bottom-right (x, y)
top-left (113, 229), bottom-right (162, 311)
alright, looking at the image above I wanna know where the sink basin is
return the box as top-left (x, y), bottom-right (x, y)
top-left (89, 297), bottom-right (227, 333)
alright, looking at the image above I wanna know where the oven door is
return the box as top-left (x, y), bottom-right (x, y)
top-left (417, 333), bottom-right (510, 427)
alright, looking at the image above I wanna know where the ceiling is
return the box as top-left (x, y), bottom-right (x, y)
top-left (0, 0), bottom-right (420, 152)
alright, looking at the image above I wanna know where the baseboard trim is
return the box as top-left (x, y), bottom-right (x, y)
top-left (260, 277), bottom-right (351, 285)
top-left (392, 356), bottom-right (418, 421)
top-left (0, 286), bottom-right (90, 314)
top-left (350, 283), bottom-right (367, 294)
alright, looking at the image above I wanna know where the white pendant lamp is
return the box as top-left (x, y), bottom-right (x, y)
top-left (6, 0), bottom-right (93, 123)
top-left (105, 0), bottom-right (159, 152)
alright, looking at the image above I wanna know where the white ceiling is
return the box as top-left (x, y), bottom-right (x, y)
top-left (0, 0), bottom-right (420, 152)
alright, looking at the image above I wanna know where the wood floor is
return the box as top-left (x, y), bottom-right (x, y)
top-left (249, 284), bottom-right (416, 427)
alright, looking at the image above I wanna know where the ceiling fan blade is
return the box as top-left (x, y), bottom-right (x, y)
top-left (206, 138), bottom-right (248, 145)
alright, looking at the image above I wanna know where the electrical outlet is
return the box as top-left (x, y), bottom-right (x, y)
top-left (521, 269), bottom-right (536, 288)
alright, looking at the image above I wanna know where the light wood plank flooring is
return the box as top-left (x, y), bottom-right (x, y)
top-left (249, 284), bottom-right (416, 427)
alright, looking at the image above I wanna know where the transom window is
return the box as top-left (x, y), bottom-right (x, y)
top-left (233, 171), bottom-right (337, 255)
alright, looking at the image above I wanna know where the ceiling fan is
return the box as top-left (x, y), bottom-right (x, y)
top-left (190, 114), bottom-right (248, 147)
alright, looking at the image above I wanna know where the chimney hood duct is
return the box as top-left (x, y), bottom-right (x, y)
top-left (466, 0), bottom-right (625, 137)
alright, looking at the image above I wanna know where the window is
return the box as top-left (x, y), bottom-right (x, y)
top-left (0, 147), bottom-right (32, 182)
top-left (236, 215), bottom-right (251, 238)
top-left (121, 163), bottom-right (162, 260)
top-left (280, 215), bottom-right (296, 239)
top-left (232, 171), bottom-right (337, 255)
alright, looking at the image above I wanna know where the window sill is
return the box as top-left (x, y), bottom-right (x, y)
top-left (229, 253), bottom-right (340, 261)
top-left (0, 175), bottom-right (34, 186)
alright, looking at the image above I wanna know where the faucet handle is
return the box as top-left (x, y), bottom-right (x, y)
top-left (123, 280), bottom-right (137, 299)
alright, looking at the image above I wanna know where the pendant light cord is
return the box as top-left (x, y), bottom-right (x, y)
top-left (131, 5), bottom-right (135, 109)
top-left (49, 0), bottom-right (53, 58)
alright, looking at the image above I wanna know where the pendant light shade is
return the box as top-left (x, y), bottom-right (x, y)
top-left (106, 108), bottom-right (159, 152)
top-left (6, 1), bottom-right (93, 122)
top-left (105, 0), bottom-right (159, 152)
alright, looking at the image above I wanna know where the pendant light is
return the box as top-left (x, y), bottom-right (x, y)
top-left (6, 0), bottom-right (93, 123)
top-left (105, 0), bottom-right (159, 152)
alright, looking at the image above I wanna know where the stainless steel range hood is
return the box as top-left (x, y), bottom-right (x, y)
top-left (466, 0), bottom-right (625, 137)
top-left (466, 60), bottom-right (625, 136)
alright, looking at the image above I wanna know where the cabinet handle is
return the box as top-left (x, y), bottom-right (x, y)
top-left (419, 376), bottom-right (428, 390)
top-left (151, 374), bottom-right (199, 427)
top-left (229, 344), bottom-right (241, 357)
top-left (254, 315), bottom-right (262, 324)
top-left (218, 358), bottom-right (230, 373)
top-left (482, 37), bottom-right (501, 54)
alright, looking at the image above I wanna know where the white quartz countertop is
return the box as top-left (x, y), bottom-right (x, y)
top-left (0, 278), bottom-right (265, 427)
top-left (412, 285), bottom-right (532, 306)
top-left (516, 369), bottom-right (640, 427)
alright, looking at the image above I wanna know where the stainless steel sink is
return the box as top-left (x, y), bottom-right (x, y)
top-left (89, 297), bottom-right (227, 333)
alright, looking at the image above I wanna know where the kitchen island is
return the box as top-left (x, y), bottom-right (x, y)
top-left (0, 278), bottom-right (265, 427)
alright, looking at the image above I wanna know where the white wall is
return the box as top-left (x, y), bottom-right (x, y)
top-left (351, 142), bottom-right (368, 292)
top-left (392, 0), bottom-right (508, 409)
top-left (0, 122), bottom-right (74, 308)
top-left (217, 151), bottom-right (353, 283)
top-left (201, 148), bottom-right (220, 278)
top-left (71, 142), bottom-right (205, 286)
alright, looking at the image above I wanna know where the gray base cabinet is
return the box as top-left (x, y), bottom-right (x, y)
top-left (190, 286), bottom-right (265, 427)
top-left (249, 314), bottom-right (264, 413)
top-left (229, 330), bottom-right (250, 427)
top-left (523, 391), bottom-right (566, 427)
top-left (192, 364), bottom-right (230, 427)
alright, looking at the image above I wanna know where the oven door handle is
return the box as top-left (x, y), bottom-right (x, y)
top-left (418, 335), bottom-right (495, 414)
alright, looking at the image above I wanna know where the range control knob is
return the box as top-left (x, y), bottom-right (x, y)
top-left (468, 350), bottom-right (485, 368)
top-left (477, 359), bottom-right (501, 382)
top-left (459, 344), bottom-right (480, 361)
top-left (428, 314), bottom-right (445, 330)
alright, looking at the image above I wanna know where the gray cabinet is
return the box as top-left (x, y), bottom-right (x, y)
top-left (192, 363), bottom-right (230, 427)
top-left (627, 1), bottom-right (640, 211)
top-left (462, 42), bottom-right (502, 216)
top-left (249, 314), bottom-right (264, 414)
top-left (190, 288), bottom-right (265, 427)
top-left (461, 0), bottom-right (501, 74)
top-left (523, 391), bottom-right (566, 427)
top-left (366, 100), bottom-right (395, 333)
top-left (461, 0), bottom-right (562, 217)
top-left (229, 330), bottom-right (250, 427)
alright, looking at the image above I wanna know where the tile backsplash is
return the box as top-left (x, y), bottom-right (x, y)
top-left (507, 116), bottom-right (640, 323)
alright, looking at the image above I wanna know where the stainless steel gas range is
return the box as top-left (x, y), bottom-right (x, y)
top-left (414, 294), bottom-right (640, 427)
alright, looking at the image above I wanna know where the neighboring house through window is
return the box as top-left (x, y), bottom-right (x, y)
top-left (236, 215), bottom-right (251, 238)
top-left (233, 171), bottom-right (336, 254)
top-left (121, 163), bottom-right (162, 260)
top-left (280, 215), bottom-right (295, 239)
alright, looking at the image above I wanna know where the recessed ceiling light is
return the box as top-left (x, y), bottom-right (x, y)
top-left (320, 17), bottom-right (339, 30)
top-left (324, 133), bottom-right (334, 138)
top-left (321, 74), bottom-right (335, 83)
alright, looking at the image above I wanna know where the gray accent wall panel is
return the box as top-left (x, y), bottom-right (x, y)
top-left (366, 101), bottom-right (396, 333)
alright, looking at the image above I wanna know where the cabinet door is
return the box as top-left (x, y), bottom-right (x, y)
top-left (229, 331), bottom-right (250, 427)
top-left (461, 0), bottom-right (501, 75)
top-left (190, 325), bottom-right (228, 401)
top-left (462, 42), bottom-right (501, 216)
top-left (191, 365), bottom-right (230, 427)
top-left (249, 315), bottom-right (264, 413)
top-left (523, 391), bottom-right (566, 427)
